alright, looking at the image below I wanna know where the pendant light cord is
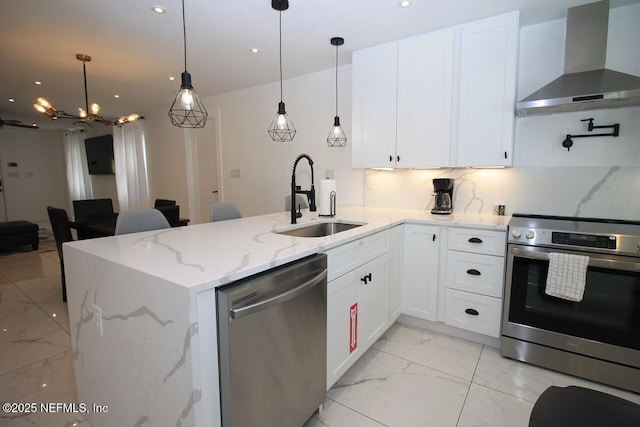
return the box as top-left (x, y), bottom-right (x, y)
top-left (82, 60), bottom-right (89, 114)
top-left (182, 0), bottom-right (187, 71)
top-left (335, 44), bottom-right (339, 117)
top-left (279, 11), bottom-right (283, 102)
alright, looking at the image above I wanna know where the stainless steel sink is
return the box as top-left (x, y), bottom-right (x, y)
top-left (274, 221), bottom-right (365, 238)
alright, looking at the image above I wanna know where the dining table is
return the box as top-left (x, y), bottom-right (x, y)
top-left (69, 213), bottom-right (189, 239)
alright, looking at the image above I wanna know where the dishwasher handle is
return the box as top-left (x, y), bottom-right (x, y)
top-left (229, 268), bottom-right (327, 320)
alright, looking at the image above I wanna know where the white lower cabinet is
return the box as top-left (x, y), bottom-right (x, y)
top-left (402, 224), bottom-right (440, 321)
top-left (445, 289), bottom-right (502, 337)
top-left (444, 227), bottom-right (506, 338)
top-left (325, 231), bottom-right (390, 389)
top-left (388, 225), bottom-right (403, 323)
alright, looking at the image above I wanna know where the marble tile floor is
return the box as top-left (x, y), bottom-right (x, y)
top-left (1, 236), bottom-right (639, 427)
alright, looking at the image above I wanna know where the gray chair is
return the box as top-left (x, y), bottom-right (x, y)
top-left (284, 194), bottom-right (309, 211)
top-left (114, 209), bottom-right (170, 235)
top-left (209, 202), bottom-right (242, 222)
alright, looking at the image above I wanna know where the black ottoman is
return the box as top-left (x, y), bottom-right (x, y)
top-left (529, 386), bottom-right (640, 427)
top-left (0, 221), bottom-right (39, 251)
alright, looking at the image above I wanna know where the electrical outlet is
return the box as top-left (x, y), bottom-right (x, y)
top-left (92, 304), bottom-right (104, 337)
top-left (230, 169), bottom-right (241, 178)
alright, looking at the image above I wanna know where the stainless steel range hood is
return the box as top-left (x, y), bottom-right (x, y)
top-left (516, 0), bottom-right (640, 117)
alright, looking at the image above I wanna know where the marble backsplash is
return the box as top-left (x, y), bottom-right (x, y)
top-left (364, 166), bottom-right (639, 221)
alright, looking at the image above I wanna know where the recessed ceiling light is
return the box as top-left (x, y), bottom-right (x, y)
top-left (9, 98), bottom-right (15, 102)
top-left (114, 94), bottom-right (120, 98)
top-left (32, 123), bottom-right (37, 127)
top-left (250, 48), bottom-right (260, 54)
top-left (35, 81), bottom-right (42, 85)
top-left (400, 0), bottom-right (412, 7)
top-left (152, 5), bottom-right (166, 14)
top-left (169, 76), bottom-right (175, 81)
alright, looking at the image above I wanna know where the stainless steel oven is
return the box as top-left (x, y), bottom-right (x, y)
top-left (501, 214), bottom-right (640, 393)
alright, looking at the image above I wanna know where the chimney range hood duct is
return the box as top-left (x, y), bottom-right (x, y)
top-left (516, 0), bottom-right (640, 117)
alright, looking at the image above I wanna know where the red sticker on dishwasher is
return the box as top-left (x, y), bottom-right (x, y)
top-left (349, 303), bottom-right (358, 353)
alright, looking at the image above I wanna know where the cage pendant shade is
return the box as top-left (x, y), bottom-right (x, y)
top-left (268, 0), bottom-right (295, 142)
top-left (327, 37), bottom-right (346, 147)
top-left (168, 0), bottom-right (208, 128)
top-left (327, 116), bottom-right (347, 147)
top-left (169, 71), bottom-right (208, 128)
top-left (268, 101), bottom-right (296, 142)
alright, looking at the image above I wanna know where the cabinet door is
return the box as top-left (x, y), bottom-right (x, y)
top-left (455, 12), bottom-right (519, 167)
top-left (326, 269), bottom-right (360, 388)
top-left (388, 225), bottom-right (403, 323)
top-left (352, 43), bottom-right (398, 169)
top-left (359, 255), bottom-right (389, 350)
top-left (402, 224), bottom-right (440, 321)
top-left (397, 30), bottom-right (454, 167)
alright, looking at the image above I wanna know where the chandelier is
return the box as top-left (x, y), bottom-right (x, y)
top-left (34, 54), bottom-right (139, 126)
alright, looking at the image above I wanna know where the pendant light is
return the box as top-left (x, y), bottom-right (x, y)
top-left (168, 0), bottom-right (208, 128)
top-left (327, 37), bottom-right (347, 147)
top-left (267, 0), bottom-right (296, 142)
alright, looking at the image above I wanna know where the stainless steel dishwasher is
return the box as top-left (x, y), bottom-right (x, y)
top-left (217, 253), bottom-right (327, 427)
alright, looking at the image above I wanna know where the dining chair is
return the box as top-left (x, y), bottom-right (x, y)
top-left (114, 209), bottom-right (171, 235)
top-left (209, 202), bottom-right (242, 222)
top-left (73, 198), bottom-right (115, 239)
top-left (47, 206), bottom-right (73, 302)
top-left (155, 205), bottom-right (180, 227)
top-left (154, 199), bottom-right (177, 208)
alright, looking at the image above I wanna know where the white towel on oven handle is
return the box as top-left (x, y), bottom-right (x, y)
top-left (545, 252), bottom-right (589, 302)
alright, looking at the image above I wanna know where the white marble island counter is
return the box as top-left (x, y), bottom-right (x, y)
top-left (64, 206), bottom-right (508, 426)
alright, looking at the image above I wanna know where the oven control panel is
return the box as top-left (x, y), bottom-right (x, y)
top-left (551, 232), bottom-right (616, 249)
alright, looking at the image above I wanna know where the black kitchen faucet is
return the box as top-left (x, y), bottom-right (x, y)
top-left (291, 154), bottom-right (317, 224)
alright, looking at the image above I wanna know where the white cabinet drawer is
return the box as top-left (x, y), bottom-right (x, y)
top-left (326, 230), bottom-right (389, 281)
top-left (445, 289), bottom-right (502, 338)
top-left (446, 251), bottom-right (504, 298)
top-left (448, 227), bottom-right (506, 256)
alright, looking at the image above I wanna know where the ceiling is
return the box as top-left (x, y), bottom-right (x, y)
top-left (2, 0), bottom-right (639, 130)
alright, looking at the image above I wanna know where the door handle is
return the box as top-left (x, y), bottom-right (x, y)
top-left (466, 269), bottom-right (481, 276)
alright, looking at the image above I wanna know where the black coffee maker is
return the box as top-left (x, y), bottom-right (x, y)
top-left (431, 178), bottom-right (454, 215)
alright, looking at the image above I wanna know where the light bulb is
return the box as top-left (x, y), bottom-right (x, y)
top-left (179, 89), bottom-right (194, 110)
top-left (276, 114), bottom-right (288, 129)
top-left (79, 108), bottom-right (87, 118)
top-left (34, 104), bottom-right (46, 113)
top-left (90, 103), bottom-right (100, 115)
top-left (37, 97), bottom-right (52, 109)
top-left (127, 113), bottom-right (139, 122)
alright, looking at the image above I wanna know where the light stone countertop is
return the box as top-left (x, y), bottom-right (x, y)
top-left (64, 205), bottom-right (509, 292)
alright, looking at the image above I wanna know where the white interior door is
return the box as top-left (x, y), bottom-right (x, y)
top-left (197, 117), bottom-right (218, 223)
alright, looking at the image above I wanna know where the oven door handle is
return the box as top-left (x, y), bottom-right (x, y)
top-left (511, 247), bottom-right (640, 272)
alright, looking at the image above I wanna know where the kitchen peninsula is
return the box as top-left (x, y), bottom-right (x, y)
top-left (64, 206), bottom-right (509, 426)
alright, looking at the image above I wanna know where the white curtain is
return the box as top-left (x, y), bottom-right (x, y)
top-left (63, 129), bottom-right (93, 215)
top-left (112, 120), bottom-right (150, 211)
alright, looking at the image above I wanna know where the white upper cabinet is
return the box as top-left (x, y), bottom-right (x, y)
top-left (352, 43), bottom-right (398, 169)
top-left (352, 12), bottom-right (519, 169)
top-left (396, 30), bottom-right (454, 167)
top-left (455, 13), bottom-right (519, 167)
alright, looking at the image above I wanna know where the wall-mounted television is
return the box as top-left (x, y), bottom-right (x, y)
top-left (84, 134), bottom-right (115, 175)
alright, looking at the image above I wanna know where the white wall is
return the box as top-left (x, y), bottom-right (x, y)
top-left (364, 3), bottom-right (640, 221)
top-left (206, 65), bottom-right (364, 217)
top-left (0, 127), bottom-right (68, 227)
